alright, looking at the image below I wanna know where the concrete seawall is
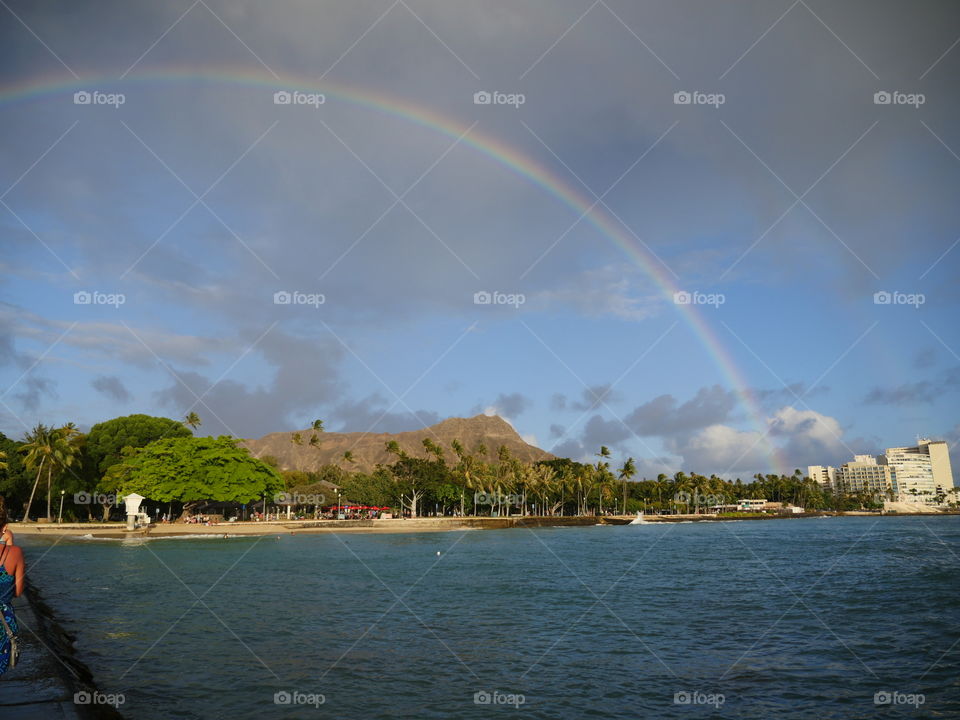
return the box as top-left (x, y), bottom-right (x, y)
top-left (0, 584), bottom-right (124, 719)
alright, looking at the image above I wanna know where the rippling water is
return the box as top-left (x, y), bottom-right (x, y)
top-left (20, 517), bottom-right (960, 719)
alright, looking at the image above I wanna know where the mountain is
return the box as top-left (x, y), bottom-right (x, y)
top-left (240, 414), bottom-right (554, 473)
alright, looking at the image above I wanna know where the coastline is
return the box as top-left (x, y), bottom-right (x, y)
top-left (10, 510), bottom-right (959, 539)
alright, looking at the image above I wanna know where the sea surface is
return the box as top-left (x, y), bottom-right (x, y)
top-left (20, 517), bottom-right (960, 719)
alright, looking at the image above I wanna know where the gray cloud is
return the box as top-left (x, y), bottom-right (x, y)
top-left (863, 382), bottom-right (937, 406)
top-left (570, 385), bottom-right (621, 413)
top-left (91, 375), bottom-right (131, 402)
top-left (154, 330), bottom-right (344, 438)
top-left (864, 367), bottom-right (960, 406)
top-left (331, 394), bottom-right (441, 435)
top-left (12, 376), bottom-right (56, 412)
top-left (625, 385), bottom-right (737, 436)
top-left (472, 392), bottom-right (531, 418)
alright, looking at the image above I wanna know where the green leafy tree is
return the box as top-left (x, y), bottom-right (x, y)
top-left (112, 436), bottom-right (283, 518)
top-left (0, 433), bottom-right (28, 514)
top-left (86, 414), bottom-right (192, 476)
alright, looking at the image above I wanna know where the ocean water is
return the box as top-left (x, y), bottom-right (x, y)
top-left (20, 517), bottom-right (960, 719)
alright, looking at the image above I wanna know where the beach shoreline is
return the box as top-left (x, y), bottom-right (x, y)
top-left (10, 510), bottom-right (958, 539)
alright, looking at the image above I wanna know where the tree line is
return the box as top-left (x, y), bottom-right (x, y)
top-left (0, 413), bottom-right (917, 522)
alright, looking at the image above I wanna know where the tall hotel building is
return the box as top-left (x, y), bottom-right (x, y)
top-left (809, 439), bottom-right (954, 504)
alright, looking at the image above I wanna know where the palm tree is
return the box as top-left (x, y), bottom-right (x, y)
top-left (184, 412), bottom-right (201, 430)
top-left (312, 419), bottom-right (324, 432)
top-left (618, 457), bottom-right (636, 513)
top-left (20, 424), bottom-right (80, 522)
top-left (342, 450), bottom-right (355, 464)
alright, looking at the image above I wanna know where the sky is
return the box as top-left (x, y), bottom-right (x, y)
top-left (1, 0), bottom-right (958, 480)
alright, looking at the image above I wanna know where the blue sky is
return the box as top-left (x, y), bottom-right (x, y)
top-left (2, 0), bottom-right (958, 479)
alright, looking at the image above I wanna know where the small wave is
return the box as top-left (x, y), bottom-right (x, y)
top-left (145, 533), bottom-right (242, 540)
top-left (71, 533), bottom-right (243, 542)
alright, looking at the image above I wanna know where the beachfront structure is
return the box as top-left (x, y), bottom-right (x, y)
top-left (807, 465), bottom-right (836, 490)
top-left (883, 439), bottom-right (954, 503)
top-left (834, 455), bottom-right (893, 495)
top-left (811, 438), bottom-right (955, 505)
top-left (737, 499), bottom-right (766, 511)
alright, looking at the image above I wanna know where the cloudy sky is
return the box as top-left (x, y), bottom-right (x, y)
top-left (2, 0), bottom-right (958, 479)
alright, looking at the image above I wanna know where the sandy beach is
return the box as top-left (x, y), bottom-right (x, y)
top-left (10, 515), bottom-right (609, 538)
top-left (12, 510), bottom-right (954, 539)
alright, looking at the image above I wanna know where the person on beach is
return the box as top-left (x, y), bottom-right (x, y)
top-left (0, 499), bottom-right (25, 677)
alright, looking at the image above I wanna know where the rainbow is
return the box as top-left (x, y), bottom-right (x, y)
top-left (0, 67), bottom-right (786, 472)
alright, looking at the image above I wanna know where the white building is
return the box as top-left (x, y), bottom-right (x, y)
top-left (810, 438), bottom-right (955, 505)
top-left (883, 439), bottom-right (954, 503)
top-left (835, 455), bottom-right (893, 495)
top-left (808, 465), bottom-right (836, 490)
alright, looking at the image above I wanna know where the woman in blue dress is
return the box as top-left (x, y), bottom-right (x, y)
top-left (0, 498), bottom-right (25, 677)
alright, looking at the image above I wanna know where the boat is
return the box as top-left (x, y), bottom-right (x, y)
top-left (629, 511), bottom-right (649, 525)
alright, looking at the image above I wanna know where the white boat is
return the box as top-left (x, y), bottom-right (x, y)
top-left (629, 511), bottom-right (649, 525)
